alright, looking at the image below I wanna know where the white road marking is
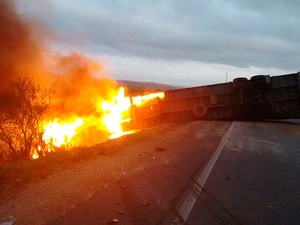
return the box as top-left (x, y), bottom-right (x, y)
top-left (178, 121), bottom-right (236, 222)
top-left (238, 136), bottom-right (281, 146)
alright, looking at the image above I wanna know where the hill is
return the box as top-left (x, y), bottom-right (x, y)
top-left (117, 80), bottom-right (177, 95)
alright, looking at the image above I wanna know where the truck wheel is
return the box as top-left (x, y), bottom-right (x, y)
top-left (233, 77), bottom-right (248, 82)
top-left (251, 75), bottom-right (267, 85)
top-left (193, 104), bottom-right (207, 118)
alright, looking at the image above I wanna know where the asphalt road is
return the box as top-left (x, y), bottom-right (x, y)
top-left (46, 121), bottom-right (229, 225)
top-left (2, 120), bottom-right (299, 225)
top-left (185, 120), bottom-right (300, 225)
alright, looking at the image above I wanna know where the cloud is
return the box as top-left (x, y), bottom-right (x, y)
top-left (16, 0), bottom-right (300, 84)
top-left (96, 54), bottom-right (292, 87)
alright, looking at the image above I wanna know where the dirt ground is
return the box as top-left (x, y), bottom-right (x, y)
top-left (0, 121), bottom-right (230, 225)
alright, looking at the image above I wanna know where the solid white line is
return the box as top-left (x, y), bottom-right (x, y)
top-left (178, 122), bottom-right (236, 222)
top-left (196, 121), bottom-right (236, 186)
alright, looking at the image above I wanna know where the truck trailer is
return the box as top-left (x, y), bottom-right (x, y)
top-left (133, 72), bottom-right (300, 128)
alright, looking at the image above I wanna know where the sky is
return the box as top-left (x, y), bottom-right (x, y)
top-left (16, 0), bottom-right (299, 86)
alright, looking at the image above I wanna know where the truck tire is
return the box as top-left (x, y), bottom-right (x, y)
top-left (233, 77), bottom-right (248, 82)
top-left (193, 104), bottom-right (207, 118)
top-left (251, 75), bottom-right (267, 85)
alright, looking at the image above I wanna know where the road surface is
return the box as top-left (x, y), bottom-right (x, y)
top-left (0, 121), bottom-right (229, 225)
top-left (1, 120), bottom-right (299, 225)
top-left (46, 121), bottom-right (229, 225)
top-left (183, 120), bottom-right (300, 225)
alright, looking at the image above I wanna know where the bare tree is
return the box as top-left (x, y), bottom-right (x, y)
top-left (0, 76), bottom-right (56, 161)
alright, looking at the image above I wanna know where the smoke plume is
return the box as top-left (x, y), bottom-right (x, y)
top-left (0, 0), bottom-right (44, 87)
top-left (0, 0), bottom-right (115, 113)
top-left (50, 52), bottom-right (117, 117)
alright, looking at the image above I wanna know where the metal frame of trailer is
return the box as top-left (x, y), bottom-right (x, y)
top-left (133, 72), bottom-right (300, 128)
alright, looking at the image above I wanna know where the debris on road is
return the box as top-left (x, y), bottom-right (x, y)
top-left (108, 218), bottom-right (119, 224)
top-left (103, 183), bottom-right (110, 189)
top-left (0, 221), bottom-right (14, 225)
top-left (155, 146), bottom-right (165, 151)
top-left (139, 199), bottom-right (151, 206)
top-left (120, 167), bottom-right (126, 176)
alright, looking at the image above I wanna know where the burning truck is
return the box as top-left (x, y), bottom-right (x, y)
top-left (46, 71), bottom-right (297, 155)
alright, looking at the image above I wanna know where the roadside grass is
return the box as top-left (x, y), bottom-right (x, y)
top-left (0, 123), bottom-right (175, 201)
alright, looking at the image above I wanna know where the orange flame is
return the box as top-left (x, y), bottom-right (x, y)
top-left (31, 87), bottom-right (164, 159)
top-left (43, 118), bottom-right (84, 148)
top-left (31, 151), bottom-right (39, 160)
top-left (132, 92), bottom-right (165, 106)
top-left (100, 87), bottom-right (132, 139)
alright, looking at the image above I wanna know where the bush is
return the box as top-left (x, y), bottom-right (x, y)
top-left (0, 76), bottom-right (55, 162)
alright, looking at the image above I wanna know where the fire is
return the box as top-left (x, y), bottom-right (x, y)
top-left (132, 92), bottom-right (165, 106)
top-left (100, 87), bottom-right (132, 139)
top-left (43, 118), bottom-right (84, 149)
top-left (31, 86), bottom-right (164, 159)
top-left (31, 151), bottom-right (39, 160)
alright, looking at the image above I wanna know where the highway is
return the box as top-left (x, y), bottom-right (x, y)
top-left (45, 121), bottom-right (230, 225)
top-left (183, 120), bottom-right (300, 225)
top-left (1, 120), bottom-right (299, 225)
top-left (46, 120), bottom-right (300, 225)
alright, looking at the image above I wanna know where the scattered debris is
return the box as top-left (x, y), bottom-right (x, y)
top-left (118, 211), bottom-right (125, 215)
top-left (108, 218), bottom-right (119, 224)
top-left (0, 218), bottom-right (14, 225)
top-left (120, 166), bottom-right (126, 176)
top-left (103, 183), bottom-right (110, 189)
top-left (98, 151), bottom-right (105, 155)
top-left (172, 218), bottom-right (180, 225)
top-left (136, 166), bottom-right (144, 172)
top-left (0, 222), bottom-right (14, 225)
top-left (155, 146), bottom-right (165, 151)
top-left (139, 199), bottom-right (151, 206)
top-left (121, 184), bottom-right (126, 189)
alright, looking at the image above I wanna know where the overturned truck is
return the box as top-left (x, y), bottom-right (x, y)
top-left (133, 72), bottom-right (300, 128)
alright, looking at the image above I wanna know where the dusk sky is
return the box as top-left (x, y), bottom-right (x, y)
top-left (16, 0), bottom-right (299, 86)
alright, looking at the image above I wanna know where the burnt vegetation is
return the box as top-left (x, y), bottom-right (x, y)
top-left (0, 0), bottom-right (58, 163)
top-left (0, 0), bottom-right (51, 162)
top-left (0, 76), bottom-right (56, 162)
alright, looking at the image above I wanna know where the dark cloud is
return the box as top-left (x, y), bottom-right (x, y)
top-left (17, 0), bottom-right (300, 71)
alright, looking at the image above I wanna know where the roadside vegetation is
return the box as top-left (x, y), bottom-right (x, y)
top-left (0, 76), bottom-right (56, 163)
